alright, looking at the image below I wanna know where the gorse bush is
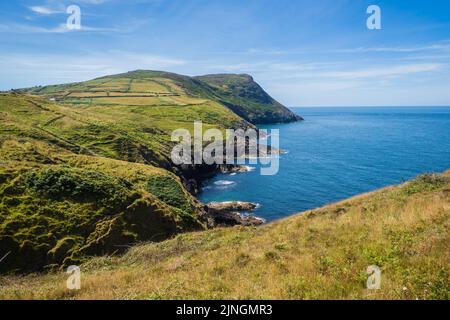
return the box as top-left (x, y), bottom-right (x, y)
top-left (25, 167), bottom-right (133, 206)
top-left (402, 174), bottom-right (450, 195)
top-left (146, 175), bottom-right (192, 211)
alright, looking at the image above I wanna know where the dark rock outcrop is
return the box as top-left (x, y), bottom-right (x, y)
top-left (219, 164), bottom-right (253, 174)
top-left (206, 201), bottom-right (265, 227)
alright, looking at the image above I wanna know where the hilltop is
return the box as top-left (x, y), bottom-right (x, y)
top-left (0, 71), bottom-right (302, 272)
top-left (1, 172), bottom-right (449, 299)
top-left (16, 70), bottom-right (302, 124)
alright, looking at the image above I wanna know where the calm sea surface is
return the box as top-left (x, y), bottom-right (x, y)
top-left (199, 107), bottom-right (450, 221)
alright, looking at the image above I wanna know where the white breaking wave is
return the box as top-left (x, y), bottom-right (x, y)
top-left (214, 180), bottom-right (236, 186)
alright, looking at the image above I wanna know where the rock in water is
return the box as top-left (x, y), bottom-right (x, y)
top-left (208, 201), bottom-right (258, 211)
top-left (206, 201), bottom-right (265, 227)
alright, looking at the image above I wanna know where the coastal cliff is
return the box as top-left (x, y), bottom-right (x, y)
top-left (194, 74), bottom-right (304, 124)
top-left (0, 71), bottom-right (301, 272)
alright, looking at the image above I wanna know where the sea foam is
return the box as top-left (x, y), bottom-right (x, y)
top-left (214, 180), bottom-right (236, 186)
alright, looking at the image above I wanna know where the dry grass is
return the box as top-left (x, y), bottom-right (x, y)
top-left (92, 97), bottom-right (167, 106)
top-left (130, 80), bottom-right (170, 93)
top-left (1, 172), bottom-right (449, 300)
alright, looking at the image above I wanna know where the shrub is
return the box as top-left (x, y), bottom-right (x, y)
top-left (146, 175), bottom-right (192, 211)
top-left (403, 174), bottom-right (450, 195)
top-left (25, 167), bottom-right (133, 206)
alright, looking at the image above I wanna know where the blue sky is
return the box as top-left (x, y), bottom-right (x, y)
top-left (1, 0), bottom-right (450, 106)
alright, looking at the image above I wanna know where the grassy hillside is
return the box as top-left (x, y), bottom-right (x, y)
top-left (0, 92), bottom-right (213, 272)
top-left (195, 74), bottom-right (303, 123)
top-left (0, 70), bottom-right (301, 272)
top-left (17, 70), bottom-right (301, 125)
top-left (1, 172), bottom-right (448, 299)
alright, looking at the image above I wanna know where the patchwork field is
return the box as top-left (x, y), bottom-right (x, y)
top-left (18, 70), bottom-right (302, 124)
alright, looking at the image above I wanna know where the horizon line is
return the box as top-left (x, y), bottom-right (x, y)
top-left (290, 105), bottom-right (450, 108)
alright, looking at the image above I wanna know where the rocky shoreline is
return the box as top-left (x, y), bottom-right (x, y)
top-left (205, 201), bottom-right (265, 227)
top-left (176, 164), bottom-right (254, 194)
top-left (173, 127), bottom-right (295, 228)
top-left (176, 163), bottom-right (266, 227)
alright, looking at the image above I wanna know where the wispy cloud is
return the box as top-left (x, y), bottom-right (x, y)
top-left (0, 22), bottom-right (118, 33)
top-left (28, 0), bottom-right (111, 16)
top-left (340, 42), bottom-right (450, 53)
top-left (206, 60), bottom-right (445, 81)
top-left (198, 59), bottom-right (448, 106)
top-left (234, 41), bottom-right (450, 57)
top-left (0, 15), bottom-right (148, 34)
top-left (315, 63), bottom-right (444, 80)
top-left (29, 5), bottom-right (63, 15)
top-left (2, 1), bottom-right (450, 106)
top-left (0, 51), bottom-right (187, 89)
top-left (77, 0), bottom-right (109, 4)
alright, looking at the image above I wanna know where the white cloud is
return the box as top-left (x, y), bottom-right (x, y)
top-left (0, 19), bottom-right (146, 34)
top-left (0, 23), bottom-right (64, 33)
top-left (28, 0), bottom-right (111, 17)
top-left (317, 63), bottom-right (444, 80)
top-left (29, 6), bottom-right (62, 15)
top-left (237, 41), bottom-right (450, 57)
top-left (77, 0), bottom-right (108, 4)
top-left (0, 51), bottom-right (187, 90)
top-left (209, 61), bottom-right (444, 81)
top-left (0, 23), bottom-right (101, 34)
top-left (340, 42), bottom-right (450, 54)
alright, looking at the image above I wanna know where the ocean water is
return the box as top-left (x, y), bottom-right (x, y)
top-left (199, 107), bottom-right (450, 221)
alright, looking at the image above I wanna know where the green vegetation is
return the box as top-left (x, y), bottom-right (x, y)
top-left (195, 74), bottom-right (303, 123)
top-left (17, 70), bottom-right (301, 124)
top-left (0, 151), bottom-right (204, 272)
top-left (1, 172), bottom-right (448, 299)
top-left (146, 175), bottom-right (194, 212)
top-left (2, 70), bottom-right (447, 300)
top-left (1, 70), bottom-right (301, 272)
top-left (25, 167), bottom-right (132, 205)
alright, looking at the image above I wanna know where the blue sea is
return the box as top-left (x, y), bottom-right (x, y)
top-left (199, 107), bottom-right (450, 221)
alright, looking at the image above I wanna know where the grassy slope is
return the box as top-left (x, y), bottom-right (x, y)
top-left (0, 92), bottom-right (213, 272)
top-left (195, 74), bottom-right (303, 124)
top-left (1, 173), bottom-right (448, 300)
top-left (1, 70), bottom-right (296, 272)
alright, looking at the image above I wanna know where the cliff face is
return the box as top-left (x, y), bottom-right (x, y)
top-left (195, 74), bottom-right (303, 124)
